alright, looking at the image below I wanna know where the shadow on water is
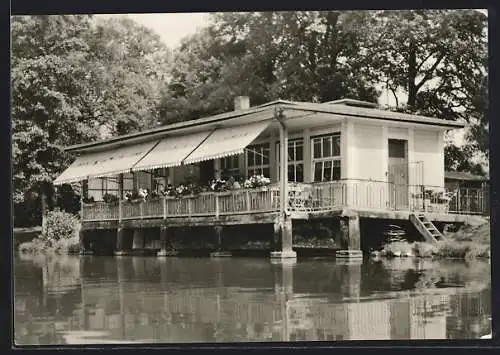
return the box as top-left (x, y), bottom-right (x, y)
top-left (13, 253), bottom-right (491, 345)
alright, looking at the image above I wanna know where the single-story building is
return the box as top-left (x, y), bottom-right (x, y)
top-left (55, 96), bottom-right (484, 258)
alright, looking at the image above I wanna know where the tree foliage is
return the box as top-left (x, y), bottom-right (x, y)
top-left (158, 11), bottom-right (379, 124)
top-left (158, 10), bottom-right (488, 173)
top-left (11, 15), bottom-right (170, 226)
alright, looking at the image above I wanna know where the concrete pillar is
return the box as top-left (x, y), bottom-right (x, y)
top-left (132, 229), bottom-right (145, 250)
top-left (79, 229), bottom-right (93, 255)
top-left (270, 216), bottom-right (297, 259)
top-left (115, 227), bottom-right (126, 252)
top-left (157, 225), bottom-right (178, 256)
top-left (210, 225), bottom-right (231, 257)
top-left (335, 214), bottom-right (363, 259)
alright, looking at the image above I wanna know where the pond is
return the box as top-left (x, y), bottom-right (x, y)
top-left (13, 254), bottom-right (491, 345)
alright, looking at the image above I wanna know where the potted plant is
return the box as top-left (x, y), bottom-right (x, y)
top-left (102, 193), bottom-right (119, 204)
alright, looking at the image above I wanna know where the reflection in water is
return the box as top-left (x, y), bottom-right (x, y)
top-left (14, 254), bottom-right (491, 345)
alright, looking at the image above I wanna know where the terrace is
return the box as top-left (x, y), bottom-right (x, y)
top-left (81, 179), bottom-right (488, 224)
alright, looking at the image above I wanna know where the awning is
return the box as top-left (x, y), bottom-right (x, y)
top-left (53, 141), bottom-right (158, 185)
top-left (183, 120), bottom-right (272, 165)
top-left (131, 131), bottom-right (212, 171)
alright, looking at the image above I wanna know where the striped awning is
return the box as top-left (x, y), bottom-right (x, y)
top-left (53, 141), bottom-right (158, 185)
top-left (131, 130), bottom-right (212, 171)
top-left (183, 120), bottom-right (272, 165)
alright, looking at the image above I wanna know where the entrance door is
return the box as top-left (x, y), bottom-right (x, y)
top-left (388, 139), bottom-right (409, 209)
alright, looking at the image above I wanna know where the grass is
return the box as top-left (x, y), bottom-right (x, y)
top-left (19, 235), bottom-right (80, 255)
top-left (380, 218), bottom-right (490, 260)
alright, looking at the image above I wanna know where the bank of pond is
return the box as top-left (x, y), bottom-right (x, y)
top-left (17, 210), bottom-right (490, 261)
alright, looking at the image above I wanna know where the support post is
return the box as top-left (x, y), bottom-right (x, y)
top-left (114, 226), bottom-right (127, 256)
top-left (118, 174), bottom-right (123, 222)
top-left (132, 229), bottom-right (145, 250)
top-left (335, 214), bottom-right (362, 259)
top-left (270, 216), bottom-right (296, 259)
top-left (270, 108), bottom-right (296, 260)
top-left (210, 225), bottom-right (231, 257)
top-left (157, 225), bottom-right (177, 256)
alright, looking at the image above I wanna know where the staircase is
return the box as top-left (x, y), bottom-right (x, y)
top-left (409, 213), bottom-right (446, 244)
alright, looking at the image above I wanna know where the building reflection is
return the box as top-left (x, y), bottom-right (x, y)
top-left (14, 255), bottom-right (492, 345)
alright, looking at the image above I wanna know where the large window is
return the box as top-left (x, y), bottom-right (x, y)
top-left (87, 177), bottom-right (119, 201)
top-left (220, 155), bottom-right (241, 180)
top-left (312, 133), bottom-right (341, 182)
top-left (246, 143), bottom-right (270, 177)
top-left (276, 139), bottom-right (304, 182)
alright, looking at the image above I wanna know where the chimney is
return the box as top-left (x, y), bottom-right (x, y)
top-left (234, 96), bottom-right (250, 111)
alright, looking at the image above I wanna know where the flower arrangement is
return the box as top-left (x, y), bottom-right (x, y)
top-left (243, 175), bottom-right (271, 189)
top-left (82, 196), bottom-right (95, 204)
top-left (124, 188), bottom-right (149, 203)
top-left (210, 178), bottom-right (228, 192)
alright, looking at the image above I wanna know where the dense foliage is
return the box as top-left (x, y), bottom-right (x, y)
top-left (19, 210), bottom-right (80, 254)
top-left (11, 15), bottom-right (171, 226)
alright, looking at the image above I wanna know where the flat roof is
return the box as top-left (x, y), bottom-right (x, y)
top-left (66, 100), bottom-right (465, 153)
top-left (445, 171), bottom-right (489, 181)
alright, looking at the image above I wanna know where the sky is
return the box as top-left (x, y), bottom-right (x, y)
top-left (97, 13), bottom-right (210, 50)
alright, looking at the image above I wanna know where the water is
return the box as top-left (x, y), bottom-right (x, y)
top-left (13, 254), bottom-right (491, 345)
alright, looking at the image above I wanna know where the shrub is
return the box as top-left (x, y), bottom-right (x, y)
top-left (18, 210), bottom-right (80, 255)
top-left (412, 242), bottom-right (437, 258)
top-left (41, 209), bottom-right (80, 242)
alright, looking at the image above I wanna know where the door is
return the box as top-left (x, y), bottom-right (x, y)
top-left (388, 139), bottom-right (409, 209)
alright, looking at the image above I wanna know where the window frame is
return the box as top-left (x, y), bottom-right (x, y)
top-left (220, 155), bottom-right (241, 180)
top-left (246, 142), bottom-right (270, 178)
top-left (276, 138), bottom-right (305, 182)
top-left (311, 133), bottom-right (341, 183)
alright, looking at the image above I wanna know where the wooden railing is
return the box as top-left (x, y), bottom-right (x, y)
top-left (82, 188), bottom-right (280, 222)
top-left (81, 181), bottom-right (489, 222)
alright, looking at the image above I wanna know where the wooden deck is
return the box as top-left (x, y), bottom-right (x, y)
top-left (80, 181), bottom-right (488, 229)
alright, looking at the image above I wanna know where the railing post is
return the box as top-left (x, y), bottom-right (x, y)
top-left (118, 200), bottom-right (122, 222)
top-left (421, 185), bottom-right (426, 212)
top-left (163, 197), bottom-right (167, 219)
top-left (215, 194), bottom-right (220, 219)
top-left (457, 188), bottom-right (461, 213)
top-left (246, 190), bottom-right (251, 212)
top-left (139, 202), bottom-right (144, 219)
top-left (188, 198), bottom-right (192, 217)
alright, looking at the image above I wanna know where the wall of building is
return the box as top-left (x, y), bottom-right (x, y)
top-left (413, 129), bottom-right (445, 188)
top-left (351, 122), bottom-right (385, 181)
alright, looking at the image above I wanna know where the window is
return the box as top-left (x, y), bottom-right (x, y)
top-left (220, 155), bottom-right (241, 180)
top-left (246, 143), bottom-right (270, 177)
top-left (87, 177), bottom-right (119, 201)
top-left (389, 139), bottom-right (407, 158)
top-left (276, 139), bottom-right (304, 182)
top-left (312, 134), bottom-right (341, 182)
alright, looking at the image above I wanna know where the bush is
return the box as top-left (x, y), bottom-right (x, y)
top-left (434, 240), bottom-right (490, 259)
top-left (41, 209), bottom-right (80, 242)
top-left (18, 210), bottom-right (80, 255)
top-left (412, 242), bottom-right (437, 258)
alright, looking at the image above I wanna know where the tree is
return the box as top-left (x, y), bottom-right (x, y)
top-left (158, 11), bottom-right (379, 124)
top-left (360, 10), bottom-right (488, 171)
top-left (12, 15), bottom-right (101, 226)
top-left (11, 15), bottom-right (171, 226)
top-left (87, 17), bottom-right (171, 134)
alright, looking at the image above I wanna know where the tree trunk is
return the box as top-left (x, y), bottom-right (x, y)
top-left (41, 188), bottom-right (48, 234)
top-left (407, 40), bottom-right (418, 108)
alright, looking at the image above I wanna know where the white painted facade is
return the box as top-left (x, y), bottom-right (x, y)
top-left (86, 114), bottom-right (448, 202)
